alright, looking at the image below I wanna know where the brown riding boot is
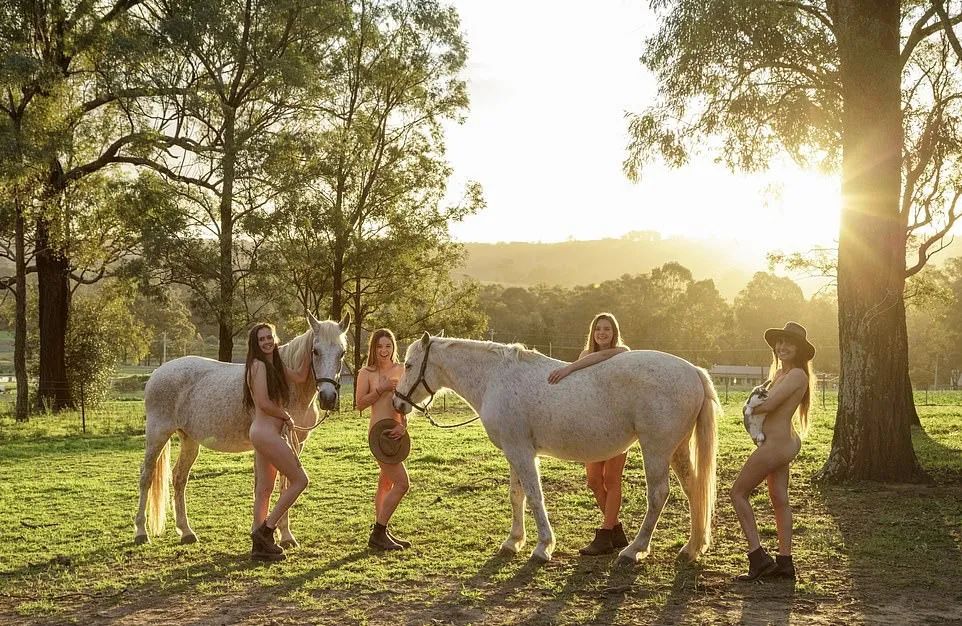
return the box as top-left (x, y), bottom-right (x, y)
top-left (579, 528), bottom-right (615, 555)
top-left (251, 523), bottom-right (285, 562)
top-left (735, 546), bottom-right (777, 581)
top-left (766, 554), bottom-right (796, 580)
top-left (386, 527), bottom-right (411, 549)
top-left (368, 523), bottom-right (403, 551)
top-left (612, 523), bottom-right (629, 549)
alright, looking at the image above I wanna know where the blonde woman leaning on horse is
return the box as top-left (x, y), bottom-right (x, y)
top-left (245, 322), bottom-right (312, 562)
top-left (548, 312), bottom-right (630, 555)
top-left (355, 328), bottom-right (411, 551)
top-left (730, 321), bottom-right (815, 581)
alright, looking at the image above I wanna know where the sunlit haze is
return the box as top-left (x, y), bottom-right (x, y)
top-left (443, 0), bottom-right (842, 255)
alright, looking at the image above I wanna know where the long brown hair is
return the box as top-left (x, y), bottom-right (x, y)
top-left (365, 328), bottom-right (398, 369)
top-left (243, 323), bottom-right (290, 411)
top-left (583, 312), bottom-right (628, 353)
top-left (768, 343), bottom-right (815, 437)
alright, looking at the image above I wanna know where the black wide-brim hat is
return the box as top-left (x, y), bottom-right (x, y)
top-left (368, 418), bottom-right (410, 465)
top-left (764, 321), bottom-right (816, 361)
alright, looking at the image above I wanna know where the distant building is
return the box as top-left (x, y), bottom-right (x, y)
top-left (709, 365), bottom-right (768, 387)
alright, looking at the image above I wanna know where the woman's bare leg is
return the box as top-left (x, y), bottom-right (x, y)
top-left (252, 451), bottom-right (278, 531)
top-left (585, 461), bottom-right (606, 514)
top-left (730, 445), bottom-right (789, 551)
top-left (249, 422), bottom-right (309, 529)
top-left (602, 452), bottom-right (628, 529)
top-left (374, 471), bottom-right (392, 520)
top-left (374, 461), bottom-right (409, 526)
top-left (767, 465), bottom-right (793, 555)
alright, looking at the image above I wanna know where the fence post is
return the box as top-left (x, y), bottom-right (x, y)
top-left (80, 380), bottom-right (86, 434)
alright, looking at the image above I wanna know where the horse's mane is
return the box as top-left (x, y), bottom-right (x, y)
top-left (278, 327), bottom-right (313, 371)
top-left (439, 337), bottom-right (545, 363)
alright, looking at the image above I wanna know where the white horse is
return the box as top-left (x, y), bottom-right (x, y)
top-left (393, 333), bottom-right (719, 564)
top-left (133, 312), bottom-right (350, 547)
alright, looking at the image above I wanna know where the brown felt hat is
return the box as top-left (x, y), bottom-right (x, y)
top-left (368, 418), bottom-right (410, 465)
top-left (764, 321), bottom-right (816, 361)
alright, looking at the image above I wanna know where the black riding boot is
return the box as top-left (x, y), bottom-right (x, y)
top-left (251, 523), bottom-right (285, 562)
top-left (735, 546), bottom-right (777, 581)
top-left (368, 522), bottom-right (403, 551)
top-left (767, 554), bottom-right (796, 579)
top-left (579, 528), bottom-right (615, 556)
top-left (612, 522), bottom-right (629, 549)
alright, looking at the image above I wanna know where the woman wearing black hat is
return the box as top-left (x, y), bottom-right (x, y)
top-left (356, 328), bottom-right (411, 551)
top-left (730, 321), bottom-right (815, 581)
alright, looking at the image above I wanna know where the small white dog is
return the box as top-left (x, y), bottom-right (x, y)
top-left (742, 380), bottom-right (771, 445)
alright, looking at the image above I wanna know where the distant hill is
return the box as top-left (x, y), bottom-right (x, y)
top-left (455, 234), bottom-right (770, 301)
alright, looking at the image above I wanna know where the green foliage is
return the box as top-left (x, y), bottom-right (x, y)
top-left (66, 292), bottom-right (148, 407)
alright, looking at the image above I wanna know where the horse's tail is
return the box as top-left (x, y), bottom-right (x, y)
top-left (689, 367), bottom-right (720, 556)
top-left (146, 440), bottom-right (171, 536)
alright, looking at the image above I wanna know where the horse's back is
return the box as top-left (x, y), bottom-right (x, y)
top-left (145, 357), bottom-right (251, 451)
top-left (488, 350), bottom-right (707, 462)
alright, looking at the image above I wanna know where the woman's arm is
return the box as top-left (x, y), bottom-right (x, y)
top-left (752, 369), bottom-right (808, 414)
top-left (355, 368), bottom-right (385, 411)
top-left (548, 347), bottom-right (628, 384)
top-left (249, 361), bottom-right (293, 422)
top-left (284, 348), bottom-right (312, 385)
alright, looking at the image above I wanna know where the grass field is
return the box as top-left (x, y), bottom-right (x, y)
top-left (0, 391), bottom-right (960, 625)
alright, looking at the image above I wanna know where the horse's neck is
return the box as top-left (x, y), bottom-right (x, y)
top-left (435, 342), bottom-right (503, 410)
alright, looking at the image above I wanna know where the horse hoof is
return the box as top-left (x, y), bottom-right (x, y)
top-left (614, 555), bottom-right (636, 567)
top-left (499, 540), bottom-right (522, 555)
top-left (279, 538), bottom-right (299, 549)
top-left (133, 535), bottom-right (149, 545)
top-left (529, 550), bottom-right (551, 563)
top-left (180, 534), bottom-right (197, 545)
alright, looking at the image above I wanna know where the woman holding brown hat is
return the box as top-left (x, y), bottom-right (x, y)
top-left (356, 328), bottom-right (411, 551)
top-left (730, 321), bottom-right (816, 581)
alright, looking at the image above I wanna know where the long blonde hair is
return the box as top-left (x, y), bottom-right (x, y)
top-left (768, 350), bottom-right (815, 437)
top-left (583, 312), bottom-right (628, 353)
top-left (365, 328), bottom-right (398, 369)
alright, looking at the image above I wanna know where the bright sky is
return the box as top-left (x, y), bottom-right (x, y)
top-left (443, 0), bottom-right (842, 254)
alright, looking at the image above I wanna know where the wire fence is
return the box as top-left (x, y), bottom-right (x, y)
top-left (1, 372), bottom-right (961, 437)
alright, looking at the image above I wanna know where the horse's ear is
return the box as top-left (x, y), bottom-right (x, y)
top-left (338, 311), bottom-right (351, 333)
top-left (437, 329), bottom-right (445, 337)
top-left (420, 331), bottom-right (431, 345)
top-left (306, 310), bottom-right (321, 331)
top-left (762, 379), bottom-right (772, 389)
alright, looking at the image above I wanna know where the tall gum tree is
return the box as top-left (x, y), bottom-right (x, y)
top-left (630, 1), bottom-right (962, 482)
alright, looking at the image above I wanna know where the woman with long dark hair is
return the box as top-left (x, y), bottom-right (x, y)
top-left (730, 321), bottom-right (815, 580)
top-left (244, 322), bottom-right (311, 561)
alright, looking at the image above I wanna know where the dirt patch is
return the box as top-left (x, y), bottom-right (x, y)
top-left (6, 572), bottom-right (961, 626)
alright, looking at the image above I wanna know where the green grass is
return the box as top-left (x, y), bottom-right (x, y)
top-left (0, 393), bottom-right (960, 624)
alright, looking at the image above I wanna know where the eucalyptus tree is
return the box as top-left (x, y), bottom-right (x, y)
top-left (0, 1), bottom-right (194, 409)
top-left (266, 0), bottom-right (474, 331)
top-left (134, 0), bottom-right (341, 362)
top-left (630, 1), bottom-right (962, 482)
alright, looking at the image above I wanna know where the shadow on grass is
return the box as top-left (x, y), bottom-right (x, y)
top-left (813, 426), bottom-right (962, 620)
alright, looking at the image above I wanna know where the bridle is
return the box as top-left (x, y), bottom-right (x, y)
top-left (393, 339), bottom-right (436, 414)
top-left (288, 346), bottom-right (342, 436)
top-left (311, 346), bottom-right (342, 397)
top-left (393, 339), bottom-right (480, 429)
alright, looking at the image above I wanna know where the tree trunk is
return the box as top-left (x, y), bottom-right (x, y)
top-left (35, 216), bottom-right (72, 411)
top-left (820, 0), bottom-right (925, 482)
top-left (330, 246), bottom-right (344, 319)
top-left (351, 284), bottom-right (364, 410)
top-left (14, 196), bottom-right (29, 422)
top-left (217, 105), bottom-right (237, 362)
